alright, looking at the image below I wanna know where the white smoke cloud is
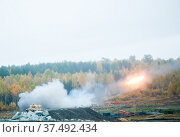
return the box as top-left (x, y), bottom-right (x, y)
top-left (18, 60), bottom-right (180, 110)
top-left (148, 59), bottom-right (180, 77)
top-left (18, 79), bottom-right (106, 110)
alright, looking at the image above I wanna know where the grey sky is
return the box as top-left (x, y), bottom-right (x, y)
top-left (0, 0), bottom-right (180, 66)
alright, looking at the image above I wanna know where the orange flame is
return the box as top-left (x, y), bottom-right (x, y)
top-left (125, 75), bottom-right (145, 86)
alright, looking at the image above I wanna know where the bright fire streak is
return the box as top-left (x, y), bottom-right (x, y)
top-left (125, 75), bottom-right (145, 86)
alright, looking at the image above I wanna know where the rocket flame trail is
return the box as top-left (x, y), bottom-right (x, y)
top-left (125, 75), bottom-right (145, 86)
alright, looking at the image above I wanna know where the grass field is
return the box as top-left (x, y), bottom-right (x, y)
top-left (92, 97), bottom-right (180, 121)
top-left (1, 97), bottom-right (180, 122)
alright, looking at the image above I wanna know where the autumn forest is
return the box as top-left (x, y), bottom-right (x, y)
top-left (0, 55), bottom-right (180, 111)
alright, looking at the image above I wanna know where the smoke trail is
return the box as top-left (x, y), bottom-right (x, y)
top-left (18, 59), bottom-right (180, 110)
top-left (18, 79), bottom-right (106, 110)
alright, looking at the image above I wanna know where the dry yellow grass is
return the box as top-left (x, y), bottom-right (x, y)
top-left (127, 114), bottom-right (180, 121)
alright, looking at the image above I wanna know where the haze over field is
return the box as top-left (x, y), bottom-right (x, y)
top-left (0, 0), bottom-right (180, 66)
top-left (17, 59), bottom-right (180, 109)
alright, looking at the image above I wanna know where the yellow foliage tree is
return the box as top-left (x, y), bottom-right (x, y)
top-left (9, 102), bottom-right (17, 111)
top-left (167, 82), bottom-right (174, 97)
top-left (78, 72), bottom-right (87, 86)
top-left (8, 84), bottom-right (21, 96)
top-left (0, 101), bottom-right (6, 111)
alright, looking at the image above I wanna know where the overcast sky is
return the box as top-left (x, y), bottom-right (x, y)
top-left (0, 0), bottom-right (180, 66)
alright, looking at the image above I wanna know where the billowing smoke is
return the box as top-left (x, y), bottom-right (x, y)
top-left (147, 59), bottom-right (180, 77)
top-left (18, 78), bottom-right (107, 110)
top-left (18, 59), bottom-right (180, 110)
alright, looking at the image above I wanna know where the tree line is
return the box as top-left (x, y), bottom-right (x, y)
top-left (0, 55), bottom-right (179, 78)
top-left (0, 55), bottom-right (180, 111)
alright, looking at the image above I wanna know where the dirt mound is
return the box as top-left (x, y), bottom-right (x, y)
top-left (48, 107), bottom-right (116, 121)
